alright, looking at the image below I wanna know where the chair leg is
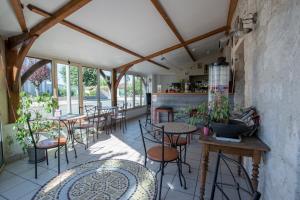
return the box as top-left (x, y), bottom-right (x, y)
top-left (58, 146), bottom-right (60, 175)
top-left (125, 118), bottom-right (127, 129)
top-left (46, 149), bottom-right (49, 165)
top-left (65, 144), bottom-right (69, 164)
top-left (93, 128), bottom-right (95, 142)
top-left (144, 156), bottom-right (147, 167)
top-left (34, 149), bottom-right (37, 179)
top-left (179, 159), bottom-right (187, 189)
top-left (176, 159), bottom-right (183, 186)
top-left (159, 162), bottom-right (164, 200)
top-left (86, 128), bottom-right (89, 149)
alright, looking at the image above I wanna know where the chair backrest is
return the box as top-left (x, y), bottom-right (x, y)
top-left (26, 116), bottom-right (60, 149)
top-left (84, 105), bottom-right (97, 124)
top-left (210, 151), bottom-right (261, 200)
top-left (138, 120), bottom-right (165, 160)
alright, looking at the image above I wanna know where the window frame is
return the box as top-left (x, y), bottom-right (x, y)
top-left (22, 57), bottom-right (147, 115)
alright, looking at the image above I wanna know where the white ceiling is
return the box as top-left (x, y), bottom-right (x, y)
top-left (0, 0), bottom-right (229, 75)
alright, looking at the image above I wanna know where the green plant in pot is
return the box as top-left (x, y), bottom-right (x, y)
top-left (176, 102), bottom-right (209, 134)
top-left (209, 95), bottom-right (248, 139)
top-left (14, 92), bottom-right (58, 163)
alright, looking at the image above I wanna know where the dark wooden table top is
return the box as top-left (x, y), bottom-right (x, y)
top-left (199, 135), bottom-right (270, 152)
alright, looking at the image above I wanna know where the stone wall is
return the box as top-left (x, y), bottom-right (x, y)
top-left (231, 0), bottom-right (300, 199)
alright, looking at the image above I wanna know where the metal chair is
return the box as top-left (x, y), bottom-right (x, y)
top-left (210, 151), bottom-right (261, 200)
top-left (27, 118), bottom-right (68, 179)
top-left (111, 103), bottom-right (127, 133)
top-left (138, 120), bottom-right (186, 200)
top-left (74, 105), bottom-right (97, 148)
top-left (96, 107), bottom-right (110, 135)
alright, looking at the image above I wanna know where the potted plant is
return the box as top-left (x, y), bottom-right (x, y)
top-left (209, 95), bottom-right (249, 138)
top-left (14, 92), bottom-right (58, 163)
top-left (176, 102), bottom-right (210, 135)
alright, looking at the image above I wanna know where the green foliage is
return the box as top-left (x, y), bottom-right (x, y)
top-left (14, 92), bottom-right (58, 152)
top-left (59, 66), bottom-right (79, 86)
top-left (176, 102), bottom-right (209, 126)
top-left (210, 95), bottom-right (230, 123)
top-left (83, 68), bottom-right (97, 86)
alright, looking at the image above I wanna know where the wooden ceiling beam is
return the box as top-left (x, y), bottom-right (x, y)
top-left (226, 0), bottom-right (238, 33)
top-left (27, 4), bottom-right (170, 71)
top-left (8, 0), bottom-right (91, 49)
top-left (10, 0), bottom-right (28, 32)
top-left (150, 0), bottom-right (196, 61)
top-left (116, 26), bottom-right (227, 71)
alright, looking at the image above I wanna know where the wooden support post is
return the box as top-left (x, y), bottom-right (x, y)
top-left (5, 47), bottom-right (19, 122)
top-left (111, 69), bottom-right (117, 106)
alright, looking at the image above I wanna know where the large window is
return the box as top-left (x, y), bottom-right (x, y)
top-left (99, 70), bottom-right (111, 108)
top-left (22, 57), bottom-right (53, 96)
top-left (21, 57), bottom-right (53, 116)
top-left (134, 76), bottom-right (142, 107)
top-left (57, 63), bottom-right (79, 114)
top-left (142, 78), bottom-right (147, 106)
top-left (126, 74), bottom-right (134, 109)
top-left (83, 67), bottom-right (98, 108)
top-left (21, 56), bottom-right (147, 115)
top-left (117, 76), bottom-right (126, 106)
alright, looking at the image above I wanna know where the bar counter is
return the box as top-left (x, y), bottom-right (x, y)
top-left (151, 92), bottom-right (234, 122)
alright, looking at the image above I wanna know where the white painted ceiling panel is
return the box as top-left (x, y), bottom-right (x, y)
top-left (130, 61), bottom-right (174, 75)
top-left (0, 0), bottom-right (230, 75)
top-left (29, 24), bottom-right (138, 68)
top-left (152, 47), bottom-right (193, 70)
top-left (159, 0), bottom-right (229, 39)
top-left (188, 32), bottom-right (225, 60)
top-left (66, 0), bottom-right (179, 56)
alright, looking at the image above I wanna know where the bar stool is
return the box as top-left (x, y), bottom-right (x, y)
top-left (155, 106), bottom-right (174, 123)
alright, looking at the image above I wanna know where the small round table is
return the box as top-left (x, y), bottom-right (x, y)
top-left (156, 122), bottom-right (197, 188)
top-left (157, 122), bottom-right (197, 135)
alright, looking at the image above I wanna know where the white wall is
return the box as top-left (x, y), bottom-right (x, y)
top-left (231, 1), bottom-right (300, 199)
top-left (155, 52), bottom-right (222, 91)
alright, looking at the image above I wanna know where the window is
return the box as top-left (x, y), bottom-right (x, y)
top-left (83, 67), bottom-right (98, 109)
top-left (22, 57), bottom-right (53, 96)
top-left (134, 76), bottom-right (142, 107)
top-left (142, 78), bottom-right (147, 106)
top-left (57, 63), bottom-right (79, 114)
top-left (21, 57), bottom-right (53, 116)
top-left (126, 74), bottom-right (134, 109)
top-left (117, 76), bottom-right (126, 107)
top-left (99, 70), bottom-right (111, 108)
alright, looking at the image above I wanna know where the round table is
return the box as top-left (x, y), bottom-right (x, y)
top-left (156, 122), bottom-right (197, 135)
top-left (50, 114), bottom-right (87, 158)
top-left (156, 122), bottom-right (197, 189)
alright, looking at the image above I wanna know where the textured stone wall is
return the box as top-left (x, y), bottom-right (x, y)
top-left (231, 0), bottom-right (300, 199)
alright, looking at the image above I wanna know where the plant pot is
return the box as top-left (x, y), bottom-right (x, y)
top-left (210, 119), bottom-right (250, 138)
top-left (203, 127), bottom-right (210, 136)
top-left (27, 147), bottom-right (46, 164)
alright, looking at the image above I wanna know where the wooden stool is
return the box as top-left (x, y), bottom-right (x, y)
top-left (155, 107), bottom-right (174, 123)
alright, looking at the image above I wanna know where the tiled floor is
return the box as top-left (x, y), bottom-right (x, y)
top-left (0, 116), bottom-right (248, 200)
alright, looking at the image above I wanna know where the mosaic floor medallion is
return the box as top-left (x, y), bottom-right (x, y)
top-left (33, 159), bottom-right (157, 200)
